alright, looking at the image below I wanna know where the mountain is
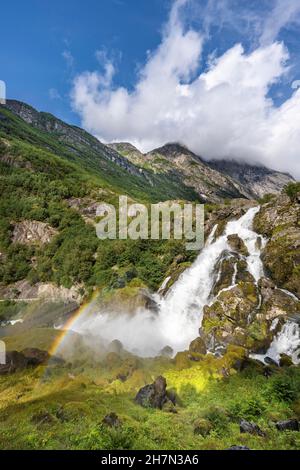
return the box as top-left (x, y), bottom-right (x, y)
top-left (0, 100), bottom-right (202, 301)
top-left (4, 101), bottom-right (292, 203)
top-left (109, 142), bottom-right (294, 201)
top-left (1, 100), bottom-right (199, 203)
top-left (109, 142), bottom-right (250, 202)
top-left (208, 159), bottom-right (294, 199)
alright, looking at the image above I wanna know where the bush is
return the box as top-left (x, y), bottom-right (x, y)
top-left (203, 406), bottom-right (229, 436)
top-left (228, 397), bottom-right (266, 421)
top-left (284, 182), bottom-right (300, 202)
top-left (75, 424), bottom-right (136, 450)
top-left (270, 373), bottom-right (299, 403)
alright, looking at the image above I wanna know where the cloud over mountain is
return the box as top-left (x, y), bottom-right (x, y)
top-left (71, 0), bottom-right (300, 178)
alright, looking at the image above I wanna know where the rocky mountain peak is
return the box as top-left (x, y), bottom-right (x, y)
top-left (208, 159), bottom-right (294, 198)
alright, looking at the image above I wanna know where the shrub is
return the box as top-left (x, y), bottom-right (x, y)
top-left (284, 182), bottom-right (300, 202)
top-left (270, 374), bottom-right (299, 403)
top-left (203, 406), bottom-right (229, 436)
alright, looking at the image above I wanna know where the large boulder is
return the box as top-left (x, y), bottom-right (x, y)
top-left (275, 419), bottom-right (299, 432)
top-left (0, 351), bottom-right (28, 375)
top-left (189, 337), bottom-right (206, 355)
top-left (0, 348), bottom-right (50, 375)
top-left (135, 376), bottom-right (175, 411)
top-left (22, 348), bottom-right (50, 366)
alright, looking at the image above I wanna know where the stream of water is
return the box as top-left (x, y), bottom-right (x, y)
top-left (69, 206), bottom-right (298, 358)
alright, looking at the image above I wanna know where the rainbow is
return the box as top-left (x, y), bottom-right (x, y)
top-left (48, 290), bottom-right (100, 356)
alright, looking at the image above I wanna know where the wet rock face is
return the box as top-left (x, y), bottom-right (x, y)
top-left (211, 251), bottom-right (254, 296)
top-left (227, 234), bottom-right (249, 257)
top-left (205, 200), bottom-right (256, 239)
top-left (258, 284), bottom-right (300, 322)
top-left (201, 196), bottom-right (300, 357)
top-left (135, 376), bottom-right (176, 411)
top-left (202, 281), bottom-right (260, 350)
top-left (254, 195), bottom-right (300, 297)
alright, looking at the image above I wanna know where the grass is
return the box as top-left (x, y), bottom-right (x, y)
top-left (0, 342), bottom-right (299, 450)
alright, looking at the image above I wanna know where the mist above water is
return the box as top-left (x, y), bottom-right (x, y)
top-left (61, 207), bottom-right (268, 357)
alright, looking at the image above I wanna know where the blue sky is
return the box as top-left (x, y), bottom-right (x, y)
top-left (1, 0), bottom-right (300, 176)
top-left (0, 0), bottom-right (170, 125)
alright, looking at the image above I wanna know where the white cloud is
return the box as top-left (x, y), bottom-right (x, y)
top-left (71, 0), bottom-right (300, 178)
top-left (62, 50), bottom-right (75, 68)
top-left (49, 88), bottom-right (62, 100)
top-left (259, 0), bottom-right (300, 46)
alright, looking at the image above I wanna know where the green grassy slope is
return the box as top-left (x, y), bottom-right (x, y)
top-left (0, 350), bottom-right (299, 450)
top-left (0, 105), bottom-right (197, 292)
top-left (0, 104), bottom-right (199, 203)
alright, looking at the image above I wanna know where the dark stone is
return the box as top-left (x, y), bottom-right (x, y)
top-left (227, 446), bottom-right (251, 450)
top-left (227, 234), bottom-right (249, 256)
top-left (0, 351), bottom-right (28, 375)
top-left (135, 376), bottom-right (174, 410)
top-left (263, 366), bottom-right (274, 378)
top-left (102, 412), bottom-right (121, 428)
top-left (124, 269), bottom-right (137, 282)
top-left (166, 389), bottom-right (177, 405)
top-left (275, 419), bottom-right (299, 432)
top-left (22, 348), bottom-right (49, 366)
top-left (240, 420), bottom-right (265, 437)
top-left (264, 356), bottom-right (278, 367)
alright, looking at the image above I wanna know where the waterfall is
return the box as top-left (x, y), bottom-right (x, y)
top-left (69, 206), bottom-right (269, 357)
top-left (251, 322), bottom-right (300, 365)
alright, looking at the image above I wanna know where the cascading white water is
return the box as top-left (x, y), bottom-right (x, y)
top-left (251, 322), bottom-right (300, 365)
top-left (69, 206), bottom-right (266, 357)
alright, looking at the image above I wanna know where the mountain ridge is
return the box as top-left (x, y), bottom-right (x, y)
top-left (2, 99), bottom-right (295, 202)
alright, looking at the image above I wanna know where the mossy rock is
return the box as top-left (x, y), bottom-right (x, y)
top-left (193, 418), bottom-right (213, 436)
top-left (189, 337), bottom-right (206, 355)
top-left (279, 354), bottom-right (293, 368)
